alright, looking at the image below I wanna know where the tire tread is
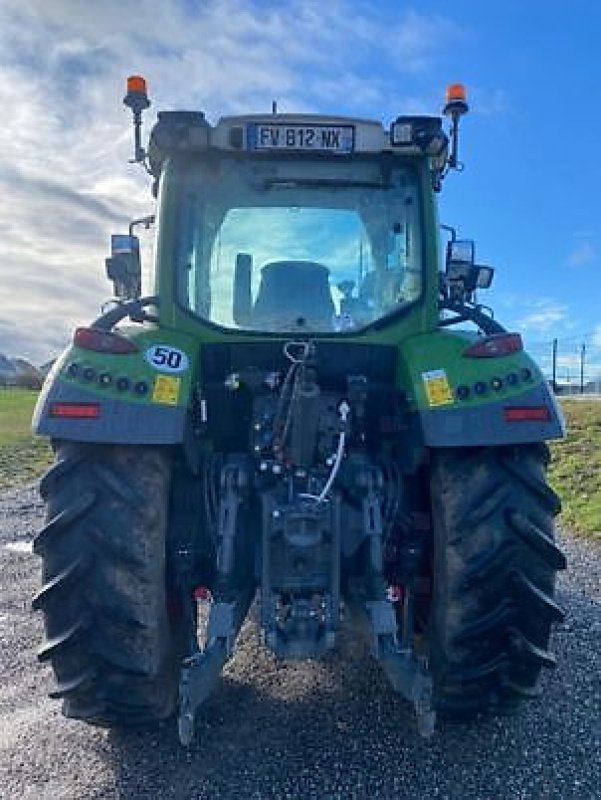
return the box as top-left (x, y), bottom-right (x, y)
top-left (33, 443), bottom-right (182, 727)
top-left (430, 444), bottom-right (565, 718)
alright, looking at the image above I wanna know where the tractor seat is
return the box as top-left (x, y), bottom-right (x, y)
top-left (253, 261), bottom-right (335, 329)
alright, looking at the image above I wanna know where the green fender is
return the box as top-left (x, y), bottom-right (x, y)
top-left (398, 329), bottom-right (565, 447)
top-left (33, 326), bottom-right (198, 444)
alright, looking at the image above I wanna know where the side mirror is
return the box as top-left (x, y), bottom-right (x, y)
top-left (105, 234), bottom-right (141, 299)
top-left (446, 238), bottom-right (475, 267)
top-left (476, 265), bottom-right (494, 289)
top-left (444, 239), bottom-right (494, 301)
top-left (233, 252), bottom-right (252, 326)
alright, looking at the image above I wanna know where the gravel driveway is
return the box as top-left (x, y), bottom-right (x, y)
top-left (1, 483), bottom-right (599, 800)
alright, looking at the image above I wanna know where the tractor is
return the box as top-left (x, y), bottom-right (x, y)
top-left (32, 78), bottom-right (566, 745)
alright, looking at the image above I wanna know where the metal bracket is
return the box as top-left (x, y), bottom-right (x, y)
top-left (352, 594), bottom-right (436, 737)
top-left (365, 599), bottom-right (397, 656)
top-left (178, 640), bottom-right (228, 746)
top-left (216, 462), bottom-right (247, 580)
top-left (207, 601), bottom-right (236, 656)
top-left (178, 456), bottom-right (254, 746)
top-left (359, 466), bottom-right (436, 737)
top-left (379, 648), bottom-right (436, 737)
top-left (177, 590), bottom-right (255, 746)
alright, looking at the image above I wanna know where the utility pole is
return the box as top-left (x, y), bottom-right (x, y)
top-left (580, 342), bottom-right (586, 394)
top-left (552, 338), bottom-right (558, 393)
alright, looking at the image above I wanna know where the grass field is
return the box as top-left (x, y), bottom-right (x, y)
top-left (548, 398), bottom-right (601, 540)
top-left (0, 389), bottom-right (599, 539)
top-left (0, 389), bottom-right (52, 490)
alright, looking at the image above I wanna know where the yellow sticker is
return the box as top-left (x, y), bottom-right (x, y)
top-left (422, 369), bottom-right (454, 407)
top-left (152, 375), bottom-right (181, 406)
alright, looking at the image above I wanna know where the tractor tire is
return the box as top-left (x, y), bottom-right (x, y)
top-left (429, 443), bottom-right (566, 718)
top-left (32, 442), bottom-right (183, 727)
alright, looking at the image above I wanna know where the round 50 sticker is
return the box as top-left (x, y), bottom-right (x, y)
top-left (144, 344), bottom-right (189, 374)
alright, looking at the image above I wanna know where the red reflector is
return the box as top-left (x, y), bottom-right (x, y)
top-left (193, 586), bottom-right (212, 601)
top-left (464, 333), bottom-right (523, 358)
top-left (74, 327), bottom-right (138, 354)
top-left (503, 406), bottom-right (550, 422)
top-left (49, 403), bottom-right (100, 419)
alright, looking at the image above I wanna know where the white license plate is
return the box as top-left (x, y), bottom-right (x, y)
top-left (248, 123), bottom-right (355, 153)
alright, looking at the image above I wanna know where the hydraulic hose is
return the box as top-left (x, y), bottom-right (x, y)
top-left (315, 431), bottom-right (346, 504)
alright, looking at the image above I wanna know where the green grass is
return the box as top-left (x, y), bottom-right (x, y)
top-left (0, 389), bottom-right (52, 489)
top-left (0, 389), bottom-right (599, 539)
top-left (548, 398), bottom-right (601, 540)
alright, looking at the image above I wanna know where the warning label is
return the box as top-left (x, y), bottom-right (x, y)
top-left (152, 375), bottom-right (181, 406)
top-left (422, 369), bottom-right (454, 407)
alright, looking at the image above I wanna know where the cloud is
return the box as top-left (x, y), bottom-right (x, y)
top-left (591, 325), bottom-right (601, 350)
top-left (0, 0), bottom-right (469, 362)
top-left (567, 240), bottom-right (596, 268)
top-left (556, 354), bottom-right (582, 369)
top-left (516, 299), bottom-right (569, 333)
top-left (0, 165), bottom-right (129, 226)
top-left (469, 87), bottom-right (509, 117)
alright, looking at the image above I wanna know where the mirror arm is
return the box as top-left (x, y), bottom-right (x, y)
top-left (129, 214), bottom-right (156, 236)
top-left (91, 296), bottom-right (159, 331)
top-left (438, 300), bottom-right (505, 335)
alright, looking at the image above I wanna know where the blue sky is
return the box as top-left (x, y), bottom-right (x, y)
top-left (0, 0), bottom-right (600, 380)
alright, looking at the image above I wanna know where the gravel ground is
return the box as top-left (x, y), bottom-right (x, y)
top-left (0, 483), bottom-right (599, 800)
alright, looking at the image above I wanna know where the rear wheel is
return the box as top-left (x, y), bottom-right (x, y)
top-left (33, 443), bottom-right (183, 726)
top-left (429, 444), bottom-right (566, 717)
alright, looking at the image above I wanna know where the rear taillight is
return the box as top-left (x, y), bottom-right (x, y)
top-left (463, 333), bottom-right (523, 358)
top-left (49, 402), bottom-right (100, 419)
top-left (503, 406), bottom-right (550, 422)
top-left (74, 327), bottom-right (138, 354)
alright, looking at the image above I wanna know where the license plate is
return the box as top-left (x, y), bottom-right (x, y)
top-left (247, 123), bottom-right (355, 154)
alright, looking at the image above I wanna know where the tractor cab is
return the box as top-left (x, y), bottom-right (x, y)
top-left (143, 107), bottom-right (459, 339)
top-left (159, 139), bottom-right (424, 334)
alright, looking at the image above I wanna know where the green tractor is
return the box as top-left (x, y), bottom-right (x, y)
top-left (32, 77), bottom-right (566, 745)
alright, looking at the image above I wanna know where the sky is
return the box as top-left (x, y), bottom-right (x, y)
top-left (1, 0), bottom-right (600, 381)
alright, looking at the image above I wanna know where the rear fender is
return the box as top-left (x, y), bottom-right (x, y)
top-left (33, 328), bottom-right (198, 445)
top-left (399, 330), bottom-right (565, 447)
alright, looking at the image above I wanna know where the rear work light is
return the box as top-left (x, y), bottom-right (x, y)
top-left (74, 327), bottom-right (138, 354)
top-left (49, 402), bottom-right (100, 419)
top-left (503, 406), bottom-right (550, 422)
top-left (463, 333), bottom-right (523, 358)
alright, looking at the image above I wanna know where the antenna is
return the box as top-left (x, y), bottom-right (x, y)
top-left (272, 100), bottom-right (278, 115)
